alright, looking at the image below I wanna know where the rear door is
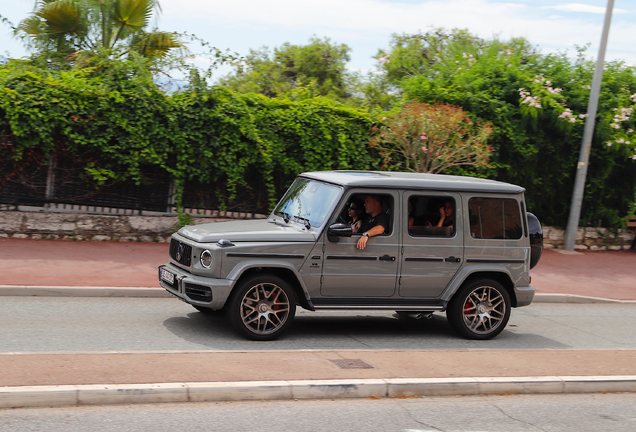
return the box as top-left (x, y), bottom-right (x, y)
top-left (399, 191), bottom-right (464, 298)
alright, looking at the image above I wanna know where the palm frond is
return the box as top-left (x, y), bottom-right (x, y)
top-left (36, 0), bottom-right (86, 36)
top-left (115, 0), bottom-right (153, 31)
top-left (17, 16), bottom-right (43, 36)
top-left (133, 30), bottom-right (187, 59)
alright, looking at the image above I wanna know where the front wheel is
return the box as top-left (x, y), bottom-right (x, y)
top-left (227, 274), bottom-right (296, 341)
top-left (447, 279), bottom-right (511, 340)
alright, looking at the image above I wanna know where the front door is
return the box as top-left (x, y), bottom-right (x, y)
top-left (320, 189), bottom-right (400, 297)
top-left (399, 191), bottom-right (464, 298)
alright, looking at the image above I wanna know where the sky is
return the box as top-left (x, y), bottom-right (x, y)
top-left (1, 0), bottom-right (635, 81)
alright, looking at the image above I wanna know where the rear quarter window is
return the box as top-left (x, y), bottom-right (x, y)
top-left (468, 198), bottom-right (522, 240)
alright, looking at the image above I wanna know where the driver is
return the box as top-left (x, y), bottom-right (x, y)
top-left (357, 195), bottom-right (390, 250)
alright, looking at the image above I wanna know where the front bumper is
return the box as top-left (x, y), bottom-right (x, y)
top-left (514, 285), bottom-right (535, 307)
top-left (158, 263), bottom-right (233, 310)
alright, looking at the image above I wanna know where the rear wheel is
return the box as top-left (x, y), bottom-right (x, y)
top-left (447, 279), bottom-right (511, 340)
top-left (227, 274), bottom-right (296, 341)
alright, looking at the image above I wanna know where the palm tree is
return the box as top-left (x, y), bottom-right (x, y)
top-left (15, 0), bottom-right (185, 61)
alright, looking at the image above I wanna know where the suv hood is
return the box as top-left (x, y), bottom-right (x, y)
top-left (178, 219), bottom-right (317, 243)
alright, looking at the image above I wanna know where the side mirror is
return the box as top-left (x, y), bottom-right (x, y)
top-left (328, 223), bottom-right (352, 242)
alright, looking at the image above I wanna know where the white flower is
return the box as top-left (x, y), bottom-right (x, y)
top-left (610, 123), bottom-right (620, 129)
top-left (628, 129), bottom-right (634, 133)
top-left (627, 141), bottom-right (631, 144)
top-left (579, 114), bottom-right (588, 119)
top-left (617, 138), bottom-right (625, 144)
top-left (606, 142), bottom-right (613, 146)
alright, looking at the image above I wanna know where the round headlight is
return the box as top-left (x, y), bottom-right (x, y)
top-left (200, 250), bottom-right (213, 268)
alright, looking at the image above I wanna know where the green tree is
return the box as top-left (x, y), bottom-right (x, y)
top-left (218, 37), bottom-right (352, 101)
top-left (375, 29), bottom-right (636, 227)
top-left (14, 0), bottom-right (184, 62)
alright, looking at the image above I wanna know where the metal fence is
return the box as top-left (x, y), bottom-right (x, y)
top-left (0, 158), bottom-right (271, 217)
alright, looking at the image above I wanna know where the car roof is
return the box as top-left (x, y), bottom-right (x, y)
top-left (300, 171), bottom-right (525, 194)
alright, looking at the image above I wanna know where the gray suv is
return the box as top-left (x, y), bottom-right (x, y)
top-left (159, 171), bottom-right (542, 341)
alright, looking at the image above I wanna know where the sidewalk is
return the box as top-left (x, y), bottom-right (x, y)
top-left (2, 349), bottom-right (636, 408)
top-left (1, 237), bottom-right (635, 408)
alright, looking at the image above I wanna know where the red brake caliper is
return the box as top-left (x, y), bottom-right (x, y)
top-left (464, 300), bottom-right (474, 314)
top-left (272, 291), bottom-right (280, 310)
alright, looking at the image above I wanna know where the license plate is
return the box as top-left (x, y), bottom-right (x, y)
top-left (160, 268), bottom-right (175, 284)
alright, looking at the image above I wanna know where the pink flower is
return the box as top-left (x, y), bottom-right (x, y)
top-left (381, 117), bottom-right (386, 120)
top-left (421, 146), bottom-right (428, 151)
top-left (420, 133), bottom-right (428, 140)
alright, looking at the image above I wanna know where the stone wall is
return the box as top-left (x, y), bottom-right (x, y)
top-left (0, 211), bottom-right (236, 242)
top-left (542, 226), bottom-right (634, 251)
top-left (0, 210), bottom-right (634, 249)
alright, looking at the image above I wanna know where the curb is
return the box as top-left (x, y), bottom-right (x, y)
top-left (1, 286), bottom-right (634, 303)
top-left (2, 376), bottom-right (636, 409)
top-left (0, 286), bottom-right (171, 298)
top-left (532, 293), bottom-right (636, 304)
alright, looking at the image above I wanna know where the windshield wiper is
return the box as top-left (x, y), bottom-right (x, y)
top-left (274, 211), bottom-right (291, 223)
top-left (293, 216), bottom-right (312, 230)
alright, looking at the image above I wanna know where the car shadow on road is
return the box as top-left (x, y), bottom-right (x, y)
top-left (162, 309), bottom-right (568, 350)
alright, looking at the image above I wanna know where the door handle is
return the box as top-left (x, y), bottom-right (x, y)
top-left (379, 254), bottom-right (396, 262)
top-left (445, 256), bottom-right (461, 263)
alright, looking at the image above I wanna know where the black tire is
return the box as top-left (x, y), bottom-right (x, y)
top-left (192, 305), bottom-right (225, 315)
top-left (227, 274), bottom-right (296, 341)
top-left (447, 279), bottom-right (511, 340)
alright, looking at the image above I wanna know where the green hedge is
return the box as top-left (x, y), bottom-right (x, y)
top-left (0, 58), bottom-right (376, 212)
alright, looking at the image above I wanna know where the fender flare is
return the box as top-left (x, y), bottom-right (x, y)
top-left (226, 259), bottom-right (313, 309)
top-left (441, 265), bottom-right (517, 304)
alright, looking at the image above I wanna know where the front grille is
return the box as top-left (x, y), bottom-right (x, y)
top-left (185, 283), bottom-right (212, 302)
top-left (170, 238), bottom-right (192, 266)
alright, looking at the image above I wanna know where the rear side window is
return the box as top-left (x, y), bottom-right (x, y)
top-left (408, 196), bottom-right (455, 237)
top-left (468, 198), bottom-right (522, 240)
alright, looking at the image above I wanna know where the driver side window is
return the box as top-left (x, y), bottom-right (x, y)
top-left (336, 193), bottom-right (393, 236)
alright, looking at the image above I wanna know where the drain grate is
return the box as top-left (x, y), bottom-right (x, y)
top-left (330, 359), bottom-right (374, 369)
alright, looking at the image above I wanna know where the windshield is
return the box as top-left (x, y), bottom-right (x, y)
top-left (272, 178), bottom-right (342, 228)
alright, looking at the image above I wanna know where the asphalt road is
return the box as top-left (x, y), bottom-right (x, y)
top-left (2, 297), bottom-right (636, 352)
top-left (2, 393), bottom-right (636, 432)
